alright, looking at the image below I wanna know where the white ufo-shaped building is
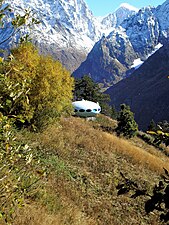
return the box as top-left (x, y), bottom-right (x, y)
top-left (72, 100), bottom-right (101, 117)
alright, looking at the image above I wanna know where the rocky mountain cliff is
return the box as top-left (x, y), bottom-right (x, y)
top-left (73, 27), bottom-right (138, 86)
top-left (1, 0), bottom-right (137, 72)
top-left (105, 43), bottom-right (169, 130)
top-left (74, 1), bottom-right (169, 85)
top-left (2, 0), bottom-right (99, 71)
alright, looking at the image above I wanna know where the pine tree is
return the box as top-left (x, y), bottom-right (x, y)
top-left (147, 119), bottom-right (157, 131)
top-left (74, 75), bottom-right (99, 101)
top-left (116, 104), bottom-right (138, 138)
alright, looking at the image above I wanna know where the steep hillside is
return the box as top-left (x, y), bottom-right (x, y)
top-left (12, 116), bottom-right (169, 225)
top-left (105, 43), bottom-right (169, 130)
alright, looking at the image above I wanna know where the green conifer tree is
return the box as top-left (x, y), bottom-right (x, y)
top-left (147, 119), bottom-right (157, 131)
top-left (116, 104), bottom-right (138, 138)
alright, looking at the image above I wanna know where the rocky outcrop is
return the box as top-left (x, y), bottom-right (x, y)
top-left (73, 28), bottom-right (137, 85)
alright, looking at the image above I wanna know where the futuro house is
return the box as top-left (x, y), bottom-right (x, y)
top-left (72, 100), bottom-right (101, 117)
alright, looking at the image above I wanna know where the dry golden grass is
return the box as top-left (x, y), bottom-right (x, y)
top-left (104, 132), bottom-right (169, 174)
top-left (128, 134), bottom-right (169, 160)
top-left (15, 116), bottom-right (169, 225)
top-left (40, 117), bottom-right (169, 174)
top-left (14, 202), bottom-right (96, 225)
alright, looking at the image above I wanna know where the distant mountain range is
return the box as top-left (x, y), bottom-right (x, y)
top-left (1, 0), bottom-right (138, 72)
top-left (2, 0), bottom-right (169, 77)
top-left (74, 1), bottom-right (169, 85)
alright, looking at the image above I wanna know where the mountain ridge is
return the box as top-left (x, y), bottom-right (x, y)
top-left (1, 0), bottom-right (140, 71)
top-left (74, 1), bottom-right (169, 85)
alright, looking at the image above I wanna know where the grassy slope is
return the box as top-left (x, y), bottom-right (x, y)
top-left (14, 115), bottom-right (169, 225)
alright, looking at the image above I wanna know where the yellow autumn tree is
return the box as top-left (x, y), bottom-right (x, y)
top-left (0, 42), bottom-right (74, 128)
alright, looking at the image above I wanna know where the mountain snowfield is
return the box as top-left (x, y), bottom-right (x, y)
top-left (4, 0), bottom-right (99, 48)
top-left (131, 43), bottom-right (163, 69)
top-left (3, 0), bottom-right (138, 49)
top-left (2, 0), bottom-right (139, 71)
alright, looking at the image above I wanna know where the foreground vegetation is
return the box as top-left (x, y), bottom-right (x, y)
top-left (0, 43), bottom-right (74, 129)
top-left (1, 115), bottom-right (166, 225)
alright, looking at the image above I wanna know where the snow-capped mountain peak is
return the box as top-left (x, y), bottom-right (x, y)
top-left (2, 0), bottom-right (168, 79)
top-left (101, 2), bottom-right (137, 29)
top-left (119, 3), bottom-right (139, 12)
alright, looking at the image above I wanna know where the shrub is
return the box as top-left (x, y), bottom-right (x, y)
top-left (0, 113), bottom-right (46, 223)
top-left (137, 131), bottom-right (155, 145)
top-left (147, 120), bottom-right (169, 148)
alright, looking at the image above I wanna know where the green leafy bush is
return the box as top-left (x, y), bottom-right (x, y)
top-left (0, 113), bottom-right (46, 224)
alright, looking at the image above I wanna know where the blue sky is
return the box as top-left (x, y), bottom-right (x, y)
top-left (85, 0), bottom-right (165, 16)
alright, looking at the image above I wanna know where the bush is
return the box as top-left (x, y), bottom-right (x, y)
top-left (147, 120), bottom-right (169, 148)
top-left (0, 113), bottom-right (46, 223)
top-left (137, 131), bottom-right (155, 145)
